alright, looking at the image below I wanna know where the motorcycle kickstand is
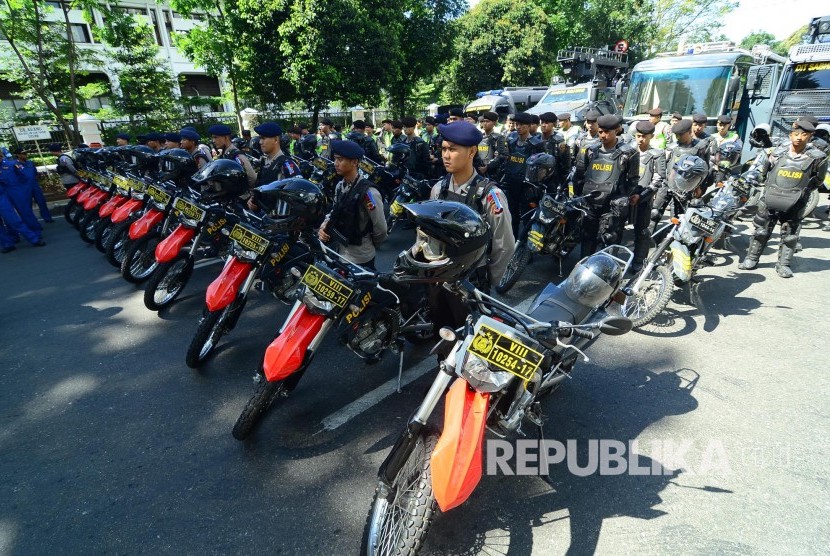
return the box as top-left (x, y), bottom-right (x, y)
top-left (534, 415), bottom-right (557, 489)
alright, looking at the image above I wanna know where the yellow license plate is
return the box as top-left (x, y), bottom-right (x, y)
top-left (359, 160), bottom-right (374, 175)
top-left (129, 178), bottom-right (146, 192)
top-left (112, 175), bottom-right (128, 189)
top-left (78, 170), bottom-right (89, 179)
top-left (301, 265), bottom-right (353, 309)
top-left (468, 324), bottom-right (544, 381)
top-left (147, 184), bottom-right (171, 205)
top-left (229, 224), bottom-right (270, 256)
top-left (173, 197), bottom-right (206, 222)
top-left (312, 158), bottom-right (329, 170)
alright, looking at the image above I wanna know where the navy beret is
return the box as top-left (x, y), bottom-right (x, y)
top-left (539, 112), bottom-right (557, 123)
top-left (179, 129), bottom-right (200, 141)
top-left (513, 112), bottom-right (533, 125)
top-left (672, 119), bottom-right (693, 134)
top-left (207, 124), bottom-right (232, 136)
top-left (164, 132), bottom-right (181, 142)
top-left (437, 121), bottom-right (483, 147)
top-left (320, 117), bottom-right (334, 126)
top-left (435, 114), bottom-right (448, 125)
top-left (330, 139), bottom-right (365, 160)
top-left (391, 120), bottom-right (403, 129)
top-left (254, 121), bottom-right (283, 138)
top-left (449, 108), bottom-right (464, 118)
top-left (145, 132), bottom-right (164, 142)
top-left (692, 113), bottom-right (708, 123)
top-left (352, 120), bottom-right (366, 129)
top-left (115, 133), bottom-right (130, 141)
top-left (401, 116), bottom-right (417, 128)
top-left (597, 115), bottom-right (618, 130)
top-left (481, 111), bottom-right (499, 122)
top-left (634, 120), bottom-right (656, 134)
top-left (585, 110), bottom-right (600, 122)
top-left (424, 116), bottom-right (436, 125)
top-left (12, 146), bottom-right (26, 154)
top-left (47, 143), bottom-right (63, 152)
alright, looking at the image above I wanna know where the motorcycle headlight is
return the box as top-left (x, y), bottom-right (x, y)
top-left (179, 215), bottom-right (200, 228)
top-left (460, 351), bottom-right (514, 393)
top-left (302, 289), bottom-right (336, 315)
top-left (232, 243), bottom-right (259, 262)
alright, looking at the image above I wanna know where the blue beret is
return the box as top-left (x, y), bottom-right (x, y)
top-left (48, 143), bottom-right (63, 152)
top-left (437, 121), bottom-right (483, 147)
top-left (254, 121), bottom-right (283, 138)
top-left (208, 124), bottom-right (232, 136)
top-left (435, 114), bottom-right (448, 125)
top-left (145, 132), bottom-right (164, 142)
top-left (179, 129), bottom-right (200, 141)
top-left (330, 139), bottom-right (365, 160)
top-left (164, 132), bottom-right (181, 142)
top-left (115, 133), bottom-right (130, 141)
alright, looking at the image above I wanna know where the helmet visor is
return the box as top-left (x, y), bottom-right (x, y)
top-left (412, 228), bottom-right (446, 262)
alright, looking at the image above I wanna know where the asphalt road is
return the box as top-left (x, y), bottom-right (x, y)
top-left (1, 205), bottom-right (829, 555)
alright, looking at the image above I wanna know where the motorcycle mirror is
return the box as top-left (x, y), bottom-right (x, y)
top-left (598, 316), bottom-right (633, 336)
top-left (438, 327), bottom-right (456, 343)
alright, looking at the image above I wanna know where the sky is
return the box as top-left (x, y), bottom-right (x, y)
top-left (466, 0), bottom-right (827, 43)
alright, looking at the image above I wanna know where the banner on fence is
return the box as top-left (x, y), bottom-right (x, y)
top-left (13, 125), bottom-right (52, 141)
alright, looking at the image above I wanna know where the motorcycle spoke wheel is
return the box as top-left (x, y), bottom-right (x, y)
top-left (79, 212), bottom-right (101, 243)
top-left (72, 206), bottom-right (87, 230)
top-left (121, 233), bottom-right (161, 284)
top-left (64, 199), bottom-right (80, 226)
top-left (232, 378), bottom-right (285, 440)
top-left (185, 307), bottom-right (230, 368)
top-left (94, 219), bottom-right (113, 252)
top-left (496, 244), bottom-right (530, 294)
top-left (361, 429), bottom-right (439, 556)
top-left (620, 263), bottom-right (673, 327)
top-left (105, 221), bottom-right (132, 268)
top-left (143, 254), bottom-right (194, 311)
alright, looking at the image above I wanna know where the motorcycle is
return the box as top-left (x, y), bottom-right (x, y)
top-left (231, 244), bottom-right (434, 441)
top-left (95, 173), bottom-right (147, 257)
top-left (63, 167), bottom-right (92, 227)
top-left (185, 212), bottom-right (311, 368)
top-left (361, 246), bottom-right (633, 555)
top-left (386, 172), bottom-right (432, 230)
top-left (617, 176), bottom-right (747, 327)
top-left (74, 169), bottom-right (114, 235)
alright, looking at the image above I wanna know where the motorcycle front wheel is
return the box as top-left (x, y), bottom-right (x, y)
top-left (232, 376), bottom-right (286, 440)
top-left (64, 199), bottom-right (81, 226)
top-left (121, 232), bottom-right (162, 284)
top-left (361, 429), bottom-right (439, 556)
top-left (186, 304), bottom-right (235, 368)
top-left (496, 243), bottom-right (530, 294)
top-left (105, 220), bottom-right (132, 268)
top-left (619, 263), bottom-right (673, 327)
top-left (143, 252), bottom-right (194, 311)
top-left (79, 211), bottom-right (102, 244)
top-left (94, 218), bottom-right (113, 252)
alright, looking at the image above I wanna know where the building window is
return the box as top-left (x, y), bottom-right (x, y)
top-left (69, 23), bottom-right (92, 43)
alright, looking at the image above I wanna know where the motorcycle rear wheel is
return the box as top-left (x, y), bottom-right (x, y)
top-left (105, 220), bottom-right (132, 268)
top-left (496, 244), bottom-right (530, 294)
top-left (361, 428), bottom-right (439, 556)
top-left (121, 232), bottom-right (161, 284)
top-left (143, 252), bottom-right (194, 311)
top-left (232, 376), bottom-right (285, 440)
top-left (619, 263), bottom-right (673, 327)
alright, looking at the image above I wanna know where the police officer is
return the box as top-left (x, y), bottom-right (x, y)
top-left (163, 132), bottom-right (182, 150)
top-left (49, 143), bottom-right (81, 190)
top-left (574, 114), bottom-right (639, 256)
top-left (420, 116), bottom-right (439, 145)
top-left (181, 127), bottom-right (212, 161)
top-left (502, 111), bottom-right (544, 235)
top-left (558, 113), bottom-right (580, 142)
top-left (0, 171), bottom-right (44, 252)
top-left (180, 129), bottom-right (211, 169)
top-left (575, 110), bottom-right (601, 153)
top-left (529, 114), bottom-right (541, 137)
top-left (630, 120), bottom-right (666, 271)
top-left (400, 116), bottom-right (430, 178)
top-left (208, 124), bottom-right (256, 187)
top-left (691, 113), bottom-right (716, 160)
top-left (713, 115), bottom-right (742, 150)
top-left (539, 112), bottom-right (571, 186)
top-left (115, 133), bottom-right (131, 147)
top-left (350, 120), bottom-right (384, 164)
top-left (145, 132), bottom-right (164, 152)
top-left (738, 119), bottom-right (827, 278)
top-left (253, 121), bottom-right (301, 187)
top-left (317, 117), bottom-right (340, 159)
top-left (476, 111), bottom-right (509, 180)
top-left (429, 121), bottom-right (514, 290)
top-left (447, 108), bottom-right (464, 123)
top-left (318, 140), bottom-right (388, 269)
top-left (647, 108), bottom-right (671, 149)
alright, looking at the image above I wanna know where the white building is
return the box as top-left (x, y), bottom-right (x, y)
top-left (0, 0), bottom-right (226, 116)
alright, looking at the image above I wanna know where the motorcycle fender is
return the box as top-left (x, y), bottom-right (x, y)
top-left (430, 378), bottom-right (490, 512)
top-left (129, 208), bottom-right (164, 240)
top-left (98, 195), bottom-right (128, 218)
top-left (66, 182), bottom-right (86, 197)
top-left (263, 305), bottom-right (327, 382)
top-left (82, 190), bottom-right (108, 210)
top-left (670, 240), bottom-right (692, 283)
top-left (154, 224), bottom-right (196, 263)
top-left (75, 186), bottom-right (95, 203)
top-left (206, 258), bottom-right (254, 312)
top-left (111, 198), bottom-right (144, 223)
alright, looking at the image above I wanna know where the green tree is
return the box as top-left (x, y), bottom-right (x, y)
top-left (739, 30), bottom-right (777, 51)
top-left (776, 25), bottom-right (808, 56)
top-left (647, 0), bottom-right (739, 54)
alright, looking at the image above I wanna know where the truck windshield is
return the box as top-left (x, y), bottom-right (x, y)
top-left (623, 65), bottom-right (732, 117)
top-left (538, 87), bottom-right (588, 104)
top-left (781, 62), bottom-right (830, 90)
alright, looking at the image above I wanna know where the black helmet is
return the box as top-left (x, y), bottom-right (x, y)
top-left (386, 143), bottom-right (410, 168)
top-left (232, 137), bottom-right (248, 150)
top-left (249, 136), bottom-right (263, 158)
top-left (253, 178), bottom-right (326, 233)
top-left (749, 124), bottom-right (772, 149)
top-left (563, 252), bottom-right (623, 309)
top-left (191, 159), bottom-right (248, 201)
top-left (159, 148), bottom-right (197, 180)
top-left (714, 141), bottom-right (741, 170)
top-left (97, 146), bottom-right (122, 167)
top-left (126, 145), bottom-right (159, 172)
top-left (525, 152), bottom-right (556, 184)
top-left (298, 134), bottom-right (318, 157)
top-left (669, 155), bottom-right (707, 195)
top-left (393, 200), bottom-right (491, 284)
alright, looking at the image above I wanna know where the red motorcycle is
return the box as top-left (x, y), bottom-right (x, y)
top-left (120, 179), bottom-right (179, 283)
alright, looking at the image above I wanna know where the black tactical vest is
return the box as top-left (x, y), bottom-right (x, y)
top-left (503, 136), bottom-right (542, 181)
top-left (256, 153), bottom-right (290, 187)
top-left (764, 148), bottom-right (823, 212)
top-left (329, 178), bottom-right (374, 245)
top-left (584, 142), bottom-right (635, 203)
top-left (437, 174), bottom-right (495, 215)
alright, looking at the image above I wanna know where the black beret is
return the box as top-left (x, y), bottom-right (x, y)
top-left (136, 135), bottom-right (147, 144)
top-left (435, 114), bottom-right (448, 125)
top-left (391, 120), bottom-right (403, 129)
top-left (634, 120), bottom-right (656, 134)
top-left (320, 117), bottom-right (334, 126)
top-left (648, 108), bottom-right (664, 116)
top-left (437, 121), bottom-right (483, 147)
top-left (449, 107), bottom-right (464, 117)
top-left (163, 132), bottom-right (182, 142)
top-left (330, 139), bottom-right (364, 160)
top-left (597, 114), bottom-right (619, 130)
top-left (481, 111), bottom-right (499, 122)
top-left (115, 133), bottom-right (130, 141)
top-left (802, 115), bottom-right (819, 126)
top-left (614, 115), bottom-right (625, 127)
top-left (793, 118), bottom-right (816, 133)
top-left (539, 112), bottom-right (557, 123)
top-left (672, 119), bottom-right (693, 134)
top-left (242, 129), bottom-right (252, 136)
top-left (254, 121), bottom-right (283, 138)
top-left (692, 113), bottom-right (708, 124)
top-left (401, 116), bottom-right (417, 127)
top-left (381, 119), bottom-right (393, 125)
top-left (717, 115), bottom-right (732, 124)
top-left (299, 123), bottom-right (310, 130)
top-left (207, 124), bottom-right (232, 136)
top-left (424, 116), bottom-right (436, 125)
top-left (531, 114), bottom-right (540, 124)
top-left (364, 122), bottom-right (375, 128)
top-left (287, 126), bottom-right (302, 135)
top-left (180, 129), bottom-right (200, 141)
top-left (558, 112), bottom-right (572, 121)
top-left (145, 131), bottom-right (165, 141)
top-left (12, 146), bottom-right (26, 154)
top-left (513, 112), bottom-right (533, 125)
top-left (584, 110), bottom-right (600, 122)
top-left (352, 120), bottom-right (366, 129)
top-left (671, 112), bottom-right (683, 120)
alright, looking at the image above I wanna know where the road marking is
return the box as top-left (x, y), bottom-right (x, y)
top-left (194, 258), bottom-right (223, 269)
top-left (317, 288), bottom-right (541, 432)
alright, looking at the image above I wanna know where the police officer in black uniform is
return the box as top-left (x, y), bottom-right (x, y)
top-left (539, 111), bottom-right (571, 186)
top-left (574, 114), bottom-right (639, 256)
top-left (208, 124), bottom-right (257, 187)
top-left (253, 122), bottom-right (302, 187)
top-left (350, 120), bottom-right (384, 164)
top-left (651, 118), bottom-right (710, 225)
top-left (400, 116), bottom-right (431, 178)
top-left (502, 111), bottom-right (544, 235)
top-left (476, 111), bottom-right (509, 180)
top-left (739, 119), bottom-right (827, 278)
top-left (630, 120), bottom-right (666, 271)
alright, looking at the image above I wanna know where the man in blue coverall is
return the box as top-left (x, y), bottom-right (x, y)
top-left (0, 167), bottom-right (45, 253)
top-left (13, 147), bottom-right (53, 223)
top-left (1, 149), bottom-right (43, 233)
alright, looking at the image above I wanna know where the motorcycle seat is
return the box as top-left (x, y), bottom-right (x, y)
top-left (527, 282), bottom-right (593, 325)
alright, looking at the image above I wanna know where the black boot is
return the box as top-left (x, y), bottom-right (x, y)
top-left (775, 243), bottom-right (795, 278)
top-left (738, 238), bottom-right (764, 270)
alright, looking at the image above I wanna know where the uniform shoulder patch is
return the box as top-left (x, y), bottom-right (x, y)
top-left (364, 190), bottom-right (377, 211)
top-left (485, 190), bottom-right (504, 214)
